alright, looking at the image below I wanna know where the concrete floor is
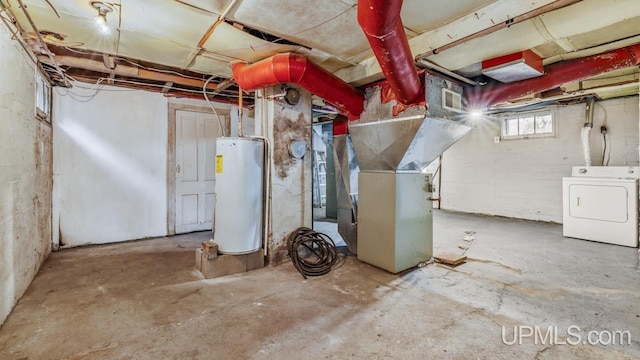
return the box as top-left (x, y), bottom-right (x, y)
top-left (1, 211), bottom-right (639, 359)
top-left (312, 209), bottom-right (346, 248)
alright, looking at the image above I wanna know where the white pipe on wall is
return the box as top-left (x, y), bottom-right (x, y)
top-left (582, 98), bottom-right (596, 166)
top-left (581, 125), bottom-right (592, 166)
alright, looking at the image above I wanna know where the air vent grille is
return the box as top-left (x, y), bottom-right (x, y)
top-left (442, 88), bottom-right (462, 113)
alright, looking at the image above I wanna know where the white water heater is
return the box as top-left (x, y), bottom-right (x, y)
top-left (214, 137), bottom-right (264, 254)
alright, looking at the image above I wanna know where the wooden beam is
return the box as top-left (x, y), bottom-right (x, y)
top-left (39, 55), bottom-right (218, 90)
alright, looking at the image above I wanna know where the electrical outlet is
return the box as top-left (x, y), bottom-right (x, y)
top-left (494, 136), bottom-right (500, 144)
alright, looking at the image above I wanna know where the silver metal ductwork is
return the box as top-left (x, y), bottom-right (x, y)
top-left (349, 114), bottom-right (472, 171)
top-left (349, 74), bottom-right (473, 172)
top-left (348, 73), bottom-right (474, 272)
top-left (333, 134), bottom-right (359, 254)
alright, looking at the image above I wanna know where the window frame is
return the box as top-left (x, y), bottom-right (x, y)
top-left (35, 69), bottom-right (52, 123)
top-left (499, 109), bottom-right (556, 140)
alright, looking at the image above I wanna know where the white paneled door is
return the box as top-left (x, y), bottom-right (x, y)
top-left (175, 110), bottom-right (222, 234)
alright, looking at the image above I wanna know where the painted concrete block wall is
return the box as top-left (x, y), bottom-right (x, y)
top-left (440, 97), bottom-right (640, 223)
top-left (0, 24), bottom-right (52, 325)
top-left (53, 86), bottom-right (168, 247)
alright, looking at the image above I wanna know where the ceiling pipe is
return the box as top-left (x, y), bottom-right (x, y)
top-left (415, 0), bottom-right (581, 59)
top-left (38, 55), bottom-right (219, 90)
top-left (415, 59), bottom-right (477, 86)
top-left (231, 53), bottom-right (365, 119)
top-left (357, 0), bottom-right (422, 105)
top-left (467, 43), bottom-right (640, 108)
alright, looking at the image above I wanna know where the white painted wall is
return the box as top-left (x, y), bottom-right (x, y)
top-left (440, 97), bottom-right (640, 223)
top-left (0, 23), bottom-right (52, 325)
top-left (53, 85), bottom-right (169, 247)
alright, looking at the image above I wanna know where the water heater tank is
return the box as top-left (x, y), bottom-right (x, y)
top-left (214, 137), bottom-right (264, 254)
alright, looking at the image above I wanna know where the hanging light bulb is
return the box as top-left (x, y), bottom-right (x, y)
top-left (94, 13), bottom-right (110, 34)
top-left (90, 2), bottom-right (114, 35)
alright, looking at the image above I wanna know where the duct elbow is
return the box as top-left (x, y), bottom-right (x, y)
top-left (231, 53), bottom-right (364, 119)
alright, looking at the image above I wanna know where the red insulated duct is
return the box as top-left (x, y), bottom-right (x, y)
top-left (467, 43), bottom-right (640, 108)
top-left (231, 53), bottom-right (364, 119)
top-left (358, 0), bottom-right (422, 105)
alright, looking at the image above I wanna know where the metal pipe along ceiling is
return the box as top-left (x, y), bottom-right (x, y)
top-left (357, 0), bottom-right (422, 105)
top-left (466, 43), bottom-right (640, 108)
top-left (231, 53), bottom-right (365, 119)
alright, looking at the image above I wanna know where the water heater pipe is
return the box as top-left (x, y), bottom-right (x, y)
top-left (466, 43), bottom-right (640, 108)
top-left (357, 0), bottom-right (422, 105)
top-left (248, 135), bottom-right (272, 258)
top-left (238, 86), bottom-right (244, 137)
top-left (231, 53), bottom-right (364, 119)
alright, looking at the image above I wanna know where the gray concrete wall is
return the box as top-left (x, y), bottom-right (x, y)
top-left (440, 97), bottom-right (640, 223)
top-left (254, 86), bottom-right (313, 265)
top-left (0, 23), bottom-right (52, 325)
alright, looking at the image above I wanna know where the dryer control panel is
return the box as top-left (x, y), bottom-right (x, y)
top-left (571, 166), bottom-right (640, 179)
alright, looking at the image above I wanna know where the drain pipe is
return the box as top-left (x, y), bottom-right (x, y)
top-left (582, 97), bottom-right (596, 166)
top-left (358, 0), bottom-right (422, 105)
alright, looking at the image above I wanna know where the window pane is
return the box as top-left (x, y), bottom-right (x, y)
top-left (535, 114), bottom-right (552, 133)
top-left (519, 116), bottom-right (535, 135)
top-left (503, 118), bottom-right (519, 136)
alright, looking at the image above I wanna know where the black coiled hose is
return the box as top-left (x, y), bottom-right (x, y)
top-left (286, 227), bottom-right (338, 279)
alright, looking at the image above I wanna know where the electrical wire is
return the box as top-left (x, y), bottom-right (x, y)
top-left (54, 76), bottom-right (106, 102)
top-left (596, 102), bottom-right (608, 127)
top-left (203, 75), bottom-right (226, 137)
top-left (596, 103), bottom-right (610, 166)
top-left (605, 135), bottom-right (611, 166)
top-left (286, 227), bottom-right (339, 279)
top-left (602, 133), bottom-right (607, 165)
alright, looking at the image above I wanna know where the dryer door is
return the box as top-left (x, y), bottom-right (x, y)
top-left (568, 184), bottom-right (629, 222)
top-left (563, 178), bottom-right (638, 247)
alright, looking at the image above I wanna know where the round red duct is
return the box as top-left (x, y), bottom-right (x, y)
top-left (358, 0), bottom-right (422, 105)
top-left (231, 53), bottom-right (364, 119)
top-left (467, 43), bottom-right (640, 108)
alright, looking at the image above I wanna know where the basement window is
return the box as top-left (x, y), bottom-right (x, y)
top-left (501, 110), bottom-right (555, 139)
top-left (35, 70), bottom-right (51, 122)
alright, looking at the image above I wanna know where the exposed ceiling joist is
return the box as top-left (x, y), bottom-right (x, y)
top-left (39, 55), bottom-right (219, 90)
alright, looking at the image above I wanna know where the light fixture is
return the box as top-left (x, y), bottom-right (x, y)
top-left (468, 109), bottom-right (484, 120)
top-left (90, 1), bottom-right (114, 35)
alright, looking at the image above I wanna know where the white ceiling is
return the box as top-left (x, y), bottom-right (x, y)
top-left (3, 0), bottom-right (640, 103)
